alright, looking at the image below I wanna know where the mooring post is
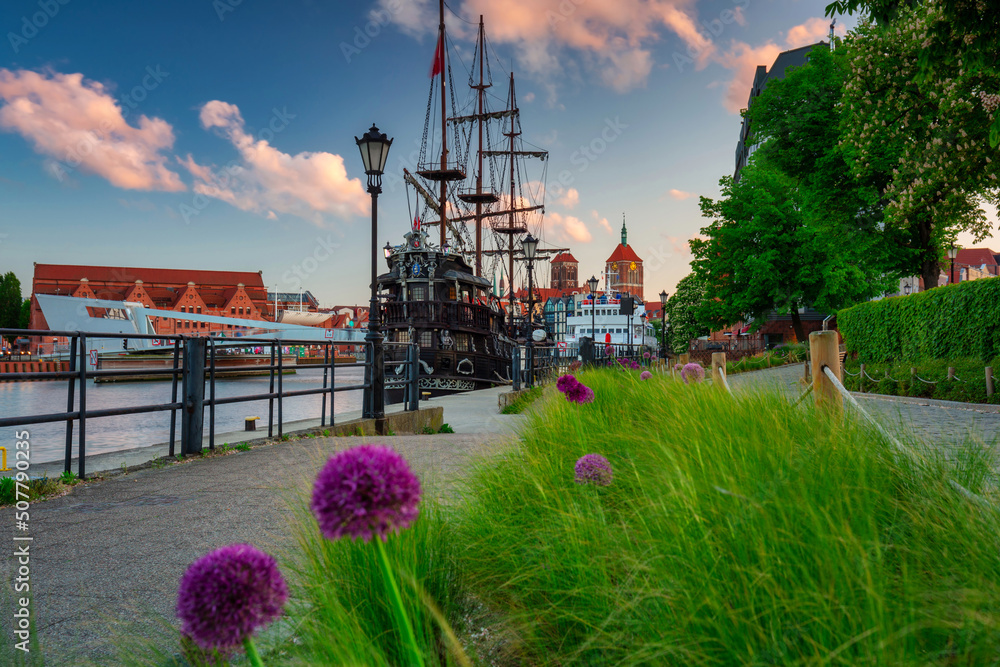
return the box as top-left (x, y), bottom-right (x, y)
top-left (181, 337), bottom-right (207, 456)
top-left (512, 347), bottom-right (521, 392)
top-left (859, 363), bottom-right (866, 392)
top-left (711, 352), bottom-right (726, 386)
top-left (810, 330), bottom-right (842, 412)
top-left (987, 367), bottom-right (994, 398)
top-left (679, 353), bottom-right (690, 366)
top-left (947, 367), bottom-right (956, 381)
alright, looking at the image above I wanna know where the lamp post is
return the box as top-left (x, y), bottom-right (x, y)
top-left (356, 124), bottom-right (393, 432)
top-left (903, 282), bottom-right (911, 296)
top-left (659, 290), bottom-right (668, 360)
top-left (522, 233), bottom-right (538, 387)
top-left (588, 275), bottom-right (599, 361)
top-left (948, 243), bottom-right (959, 284)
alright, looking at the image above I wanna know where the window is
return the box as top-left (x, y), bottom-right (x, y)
top-left (231, 307), bottom-right (236, 314)
top-left (419, 331), bottom-right (433, 348)
top-left (448, 287), bottom-right (457, 300)
top-left (238, 307), bottom-right (243, 315)
top-left (455, 334), bottom-right (469, 351)
top-left (410, 284), bottom-right (427, 301)
top-left (196, 306), bottom-right (202, 314)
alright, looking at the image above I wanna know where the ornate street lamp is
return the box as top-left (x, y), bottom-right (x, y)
top-left (356, 124), bottom-right (393, 432)
top-left (659, 289), bottom-right (668, 359)
top-left (588, 275), bottom-right (599, 360)
top-left (948, 243), bottom-right (959, 284)
top-left (522, 234), bottom-right (538, 387)
top-left (903, 282), bottom-right (911, 295)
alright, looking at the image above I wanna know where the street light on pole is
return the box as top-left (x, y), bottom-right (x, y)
top-left (587, 275), bottom-right (599, 362)
top-left (521, 233), bottom-right (538, 387)
top-left (356, 123), bottom-right (393, 433)
top-left (659, 290), bottom-right (668, 360)
top-left (948, 243), bottom-right (959, 284)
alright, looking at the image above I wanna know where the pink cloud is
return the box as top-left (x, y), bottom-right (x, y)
top-left (0, 69), bottom-right (184, 191)
top-left (557, 187), bottom-right (580, 209)
top-left (377, 0), bottom-right (711, 95)
top-left (592, 210), bottom-right (614, 234)
top-left (667, 188), bottom-right (697, 200)
top-left (182, 100), bottom-right (369, 223)
top-left (547, 212), bottom-right (592, 243)
top-left (713, 18), bottom-right (845, 114)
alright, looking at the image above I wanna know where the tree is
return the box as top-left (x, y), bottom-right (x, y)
top-left (0, 272), bottom-right (23, 343)
top-left (838, 5), bottom-right (1000, 288)
top-left (748, 42), bottom-right (907, 286)
top-left (664, 274), bottom-right (709, 355)
top-left (692, 163), bottom-right (874, 342)
top-left (19, 298), bottom-right (31, 330)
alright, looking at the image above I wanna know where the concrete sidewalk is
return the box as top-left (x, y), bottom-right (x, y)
top-left (0, 385), bottom-right (528, 665)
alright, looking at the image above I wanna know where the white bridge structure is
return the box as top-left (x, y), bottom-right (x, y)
top-left (36, 294), bottom-right (367, 363)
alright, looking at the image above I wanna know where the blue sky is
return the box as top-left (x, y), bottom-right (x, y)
top-left (1, 0), bottom-right (953, 307)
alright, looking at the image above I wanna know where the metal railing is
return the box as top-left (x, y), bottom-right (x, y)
top-left (0, 329), bottom-right (420, 479)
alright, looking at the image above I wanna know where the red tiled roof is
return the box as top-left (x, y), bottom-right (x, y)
top-left (551, 252), bottom-right (578, 263)
top-left (33, 264), bottom-right (266, 288)
top-left (605, 244), bottom-right (642, 263)
top-left (956, 248), bottom-right (999, 268)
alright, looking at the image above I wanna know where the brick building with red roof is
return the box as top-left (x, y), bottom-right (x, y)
top-left (29, 263), bottom-right (272, 335)
top-left (605, 218), bottom-right (643, 300)
top-left (550, 252), bottom-right (579, 290)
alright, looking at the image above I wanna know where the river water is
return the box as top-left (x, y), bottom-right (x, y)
top-left (0, 366), bottom-right (365, 465)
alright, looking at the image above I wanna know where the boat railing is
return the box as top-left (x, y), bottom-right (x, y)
top-left (0, 328), bottom-right (422, 480)
top-left (383, 300), bottom-right (501, 333)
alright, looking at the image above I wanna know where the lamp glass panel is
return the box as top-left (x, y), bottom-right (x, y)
top-left (522, 234), bottom-right (538, 260)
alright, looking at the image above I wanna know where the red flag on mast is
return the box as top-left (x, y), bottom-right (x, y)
top-left (429, 33), bottom-right (444, 77)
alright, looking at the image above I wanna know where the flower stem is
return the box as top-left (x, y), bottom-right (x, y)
top-left (243, 636), bottom-right (265, 667)
top-left (375, 538), bottom-right (425, 667)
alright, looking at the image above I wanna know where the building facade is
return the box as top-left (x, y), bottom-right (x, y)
top-left (30, 264), bottom-right (272, 336)
top-left (605, 219), bottom-right (644, 300)
top-left (550, 252), bottom-right (579, 290)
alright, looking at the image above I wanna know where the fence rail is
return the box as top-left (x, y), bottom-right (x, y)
top-left (0, 329), bottom-right (421, 479)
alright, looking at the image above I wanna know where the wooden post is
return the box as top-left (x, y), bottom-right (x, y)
top-left (987, 367), bottom-right (994, 398)
top-left (859, 363), bottom-right (866, 392)
top-left (947, 367), bottom-right (955, 381)
top-left (679, 353), bottom-right (690, 366)
top-left (810, 331), bottom-right (842, 412)
top-left (711, 352), bottom-right (726, 386)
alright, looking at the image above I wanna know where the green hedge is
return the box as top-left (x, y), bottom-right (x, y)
top-left (838, 278), bottom-right (1000, 363)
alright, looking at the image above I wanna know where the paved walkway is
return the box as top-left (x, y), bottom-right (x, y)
top-left (0, 387), bottom-right (527, 665)
top-left (728, 363), bottom-right (1000, 448)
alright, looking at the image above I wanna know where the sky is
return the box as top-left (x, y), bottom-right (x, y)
top-left (0, 0), bottom-right (993, 307)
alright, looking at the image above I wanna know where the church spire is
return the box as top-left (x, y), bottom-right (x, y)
top-left (621, 212), bottom-right (627, 247)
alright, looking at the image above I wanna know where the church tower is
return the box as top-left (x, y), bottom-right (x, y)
top-left (604, 214), bottom-right (644, 300)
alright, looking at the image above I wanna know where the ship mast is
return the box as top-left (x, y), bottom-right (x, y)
top-left (505, 73), bottom-right (520, 331)
top-left (437, 0), bottom-right (448, 248)
top-left (475, 16), bottom-right (486, 275)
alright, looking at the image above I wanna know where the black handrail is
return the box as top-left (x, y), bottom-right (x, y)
top-left (0, 328), bottom-right (421, 479)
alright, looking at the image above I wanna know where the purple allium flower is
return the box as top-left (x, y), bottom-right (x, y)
top-left (643, 351), bottom-right (651, 359)
top-left (176, 543), bottom-right (288, 653)
top-left (674, 363), bottom-right (683, 372)
top-left (311, 445), bottom-right (421, 542)
top-left (630, 360), bottom-right (640, 370)
top-left (565, 382), bottom-right (595, 404)
top-left (640, 370), bottom-right (652, 380)
top-left (568, 360), bottom-right (583, 372)
top-left (557, 374), bottom-right (580, 393)
top-left (681, 362), bottom-right (705, 384)
top-left (575, 454), bottom-right (612, 486)
top-left (605, 345), bottom-right (614, 355)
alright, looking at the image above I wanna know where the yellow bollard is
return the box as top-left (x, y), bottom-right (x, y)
top-left (0, 447), bottom-right (9, 472)
top-left (810, 331), bottom-right (842, 413)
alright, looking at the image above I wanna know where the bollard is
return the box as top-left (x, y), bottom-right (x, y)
top-left (679, 353), bottom-right (690, 366)
top-left (987, 367), bottom-right (995, 398)
top-left (859, 363), bottom-right (866, 392)
top-left (947, 367), bottom-right (955, 381)
top-left (810, 331), bottom-right (842, 413)
top-left (181, 337), bottom-right (207, 456)
top-left (711, 352), bottom-right (726, 386)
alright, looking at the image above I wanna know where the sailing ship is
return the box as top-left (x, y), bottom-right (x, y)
top-left (381, 1), bottom-right (563, 399)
